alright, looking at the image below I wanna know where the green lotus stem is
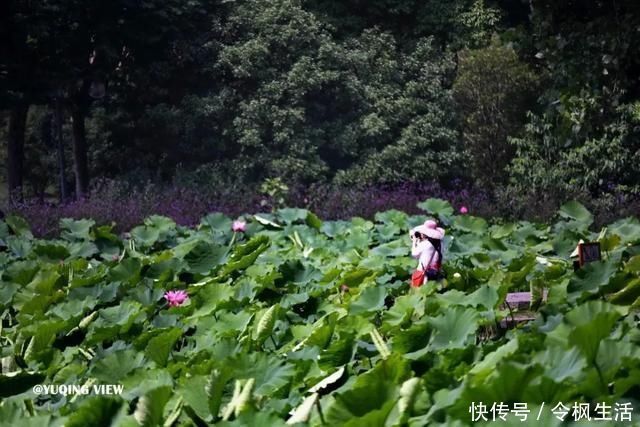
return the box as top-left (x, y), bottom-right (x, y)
top-left (316, 400), bottom-right (326, 425)
top-left (24, 399), bottom-right (35, 416)
top-left (270, 334), bottom-right (277, 348)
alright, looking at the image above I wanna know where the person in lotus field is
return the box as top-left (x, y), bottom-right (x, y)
top-left (410, 219), bottom-right (445, 287)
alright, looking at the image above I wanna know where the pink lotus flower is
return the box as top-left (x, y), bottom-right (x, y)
top-left (459, 206), bottom-right (468, 214)
top-left (232, 219), bottom-right (246, 232)
top-left (164, 290), bottom-right (188, 307)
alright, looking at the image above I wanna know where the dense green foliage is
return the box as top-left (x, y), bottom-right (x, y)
top-left (1, 201), bottom-right (640, 425)
top-left (2, 0), bottom-right (640, 213)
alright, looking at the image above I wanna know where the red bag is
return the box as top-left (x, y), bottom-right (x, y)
top-left (411, 269), bottom-right (425, 288)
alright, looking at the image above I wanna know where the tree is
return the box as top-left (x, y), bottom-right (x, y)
top-left (453, 38), bottom-right (539, 189)
top-left (507, 0), bottom-right (640, 197)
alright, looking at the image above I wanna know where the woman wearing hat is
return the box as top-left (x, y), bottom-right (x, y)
top-left (409, 220), bottom-right (445, 287)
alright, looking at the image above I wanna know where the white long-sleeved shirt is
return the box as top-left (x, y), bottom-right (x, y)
top-left (411, 238), bottom-right (441, 271)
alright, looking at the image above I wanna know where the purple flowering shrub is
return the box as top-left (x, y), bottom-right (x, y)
top-left (5, 178), bottom-right (638, 237)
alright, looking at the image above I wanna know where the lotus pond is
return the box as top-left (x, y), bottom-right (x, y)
top-left (1, 199), bottom-right (639, 426)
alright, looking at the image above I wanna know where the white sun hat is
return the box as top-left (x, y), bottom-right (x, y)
top-left (413, 219), bottom-right (445, 240)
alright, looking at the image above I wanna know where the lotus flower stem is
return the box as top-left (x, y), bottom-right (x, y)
top-left (316, 400), bottom-right (326, 425)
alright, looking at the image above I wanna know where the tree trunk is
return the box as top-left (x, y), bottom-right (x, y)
top-left (70, 105), bottom-right (89, 198)
top-left (54, 100), bottom-right (68, 201)
top-left (7, 103), bottom-right (29, 202)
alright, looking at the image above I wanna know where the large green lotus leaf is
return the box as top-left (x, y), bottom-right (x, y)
top-left (509, 222), bottom-right (548, 245)
top-left (625, 255), bottom-right (640, 273)
top-left (349, 286), bottom-right (386, 315)
top-left (475, 404), bottom-right (562, 427)
top-left (91, 349), bottom-right (145, 382)
top-left (13, 267), bottom-right (61, 314)
top-left (0, 371), bottom-right (46, 398)
top-left (5, 236), bottom-right (31, 258)
top-left (94, 224), bottom-right (119, 241)
top-left (86, 301), bottom-right (144, 343)
top-left (595, 339), bottom-right (640, 384)
top-left (599, 233), bottom-right (622, 253)
top-left (340, 400), bottom-right (397, 427)
top-left (614, 368), bottom-right (640, 397)
top-left (32, 242), bottom-right (70, 262)
top-left (183, 241), bottom-right (227, 274)
top-left (325, 354), bottom-right (409, 425)
top-left (0, 281), bottom-right (19, 306)
top-left (342, 268), bottom-right (375, 288)
top-left (567, 259), bottom-right (618, 301)
top-left (220, 235), bottom-right (270, 276)
top-left (447, 234), bottom-right (484, 257)
top-left (280, 291), bottom-right (310, 309)
top-left (243, 359), bottom-right (295, 397)
top-left (305, 211), bottom-right (322, 229)
top-left (428, 307), bottom-right (479, 350)
top-left (608, 278), bottom-right (640, 305)
top-left (465, 285), bottom-right (499, 309)
top-left (49, 297), bottom-right (95, 321)
top-left (188, 282), bottom-right (234, 319)
top-left (119, 369), bottom-right (174, 401)
top-left (167, 237), bottom-right (201, 259)
top-left (129, 285), bottom-right (164, 309)
top-left (65, 396), bottom-right (125, 427)
top-left (371, 242), bottom-right (409, 258)
top-left (200, 213), bottom-right (232, 232)
top-left (606, 217), bottom-right (640, 244)
top-left (146, 327), bottom-right (182, 367)
top-left (565, 301), bottom-right (627, 362)
top-left (108, 257), bottom-right (141, 284)
top-left (318, 221), bottom-right (343, 238)
top-left (0, 403), bottom-right (51, 427)
top-left (253, 214), bottom-right (283, 231)
top-left (319, 333), bottom-right (356, 370)
top-left (178, 374), bottom-right (215, 421)
top-left (60, 218), bottom-right (95, 241)
top-left (276, 208), bottom-right (309, 224)
top-left (382, 294), bottom-right (421, 331)
top-left (551, 228), bottom-right (584, 258)
top-left (374, 223), bottom-right (402, 243)
top-left (3, 259), bottom-right (39, 285)
top-left (468, 339), bottom-right (518, 381)
top-left (417, 198), bottom-right (453, 219)
top-left (132, 385), bottom-right (172, 427)
top-left (145, 215), bottom-right (176, 231)
top-left (217, 410), bottom-right (287, 427)
top-left (490, 223), bottom-right (516, 239)
top-left (67, 241), bottom-right (99, 259)
top-left (390, 318), bottom-right (432, 360)
top-left (4, 215), bottom-right (33, 239)
top-left (449, 362), bottom-right (542, 420)
top-left (533, 346), bottom-right (586, 382)
top-left (343, 230), bottom-right (370, 251)
top-left (375, 210), bottom-right (408, 227)
top-left (558, 201), bottom-right (593, 226)
top-left (302, 314), bottom-right (340, 350)
top-left (350, 217), bottom-right (374, 231)
top-left (131, 225), bottom-right (160, 247)
top-left (208, 310), bottom-right (254, 339)
top-left (452, 215), bottom-right (488, 234)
